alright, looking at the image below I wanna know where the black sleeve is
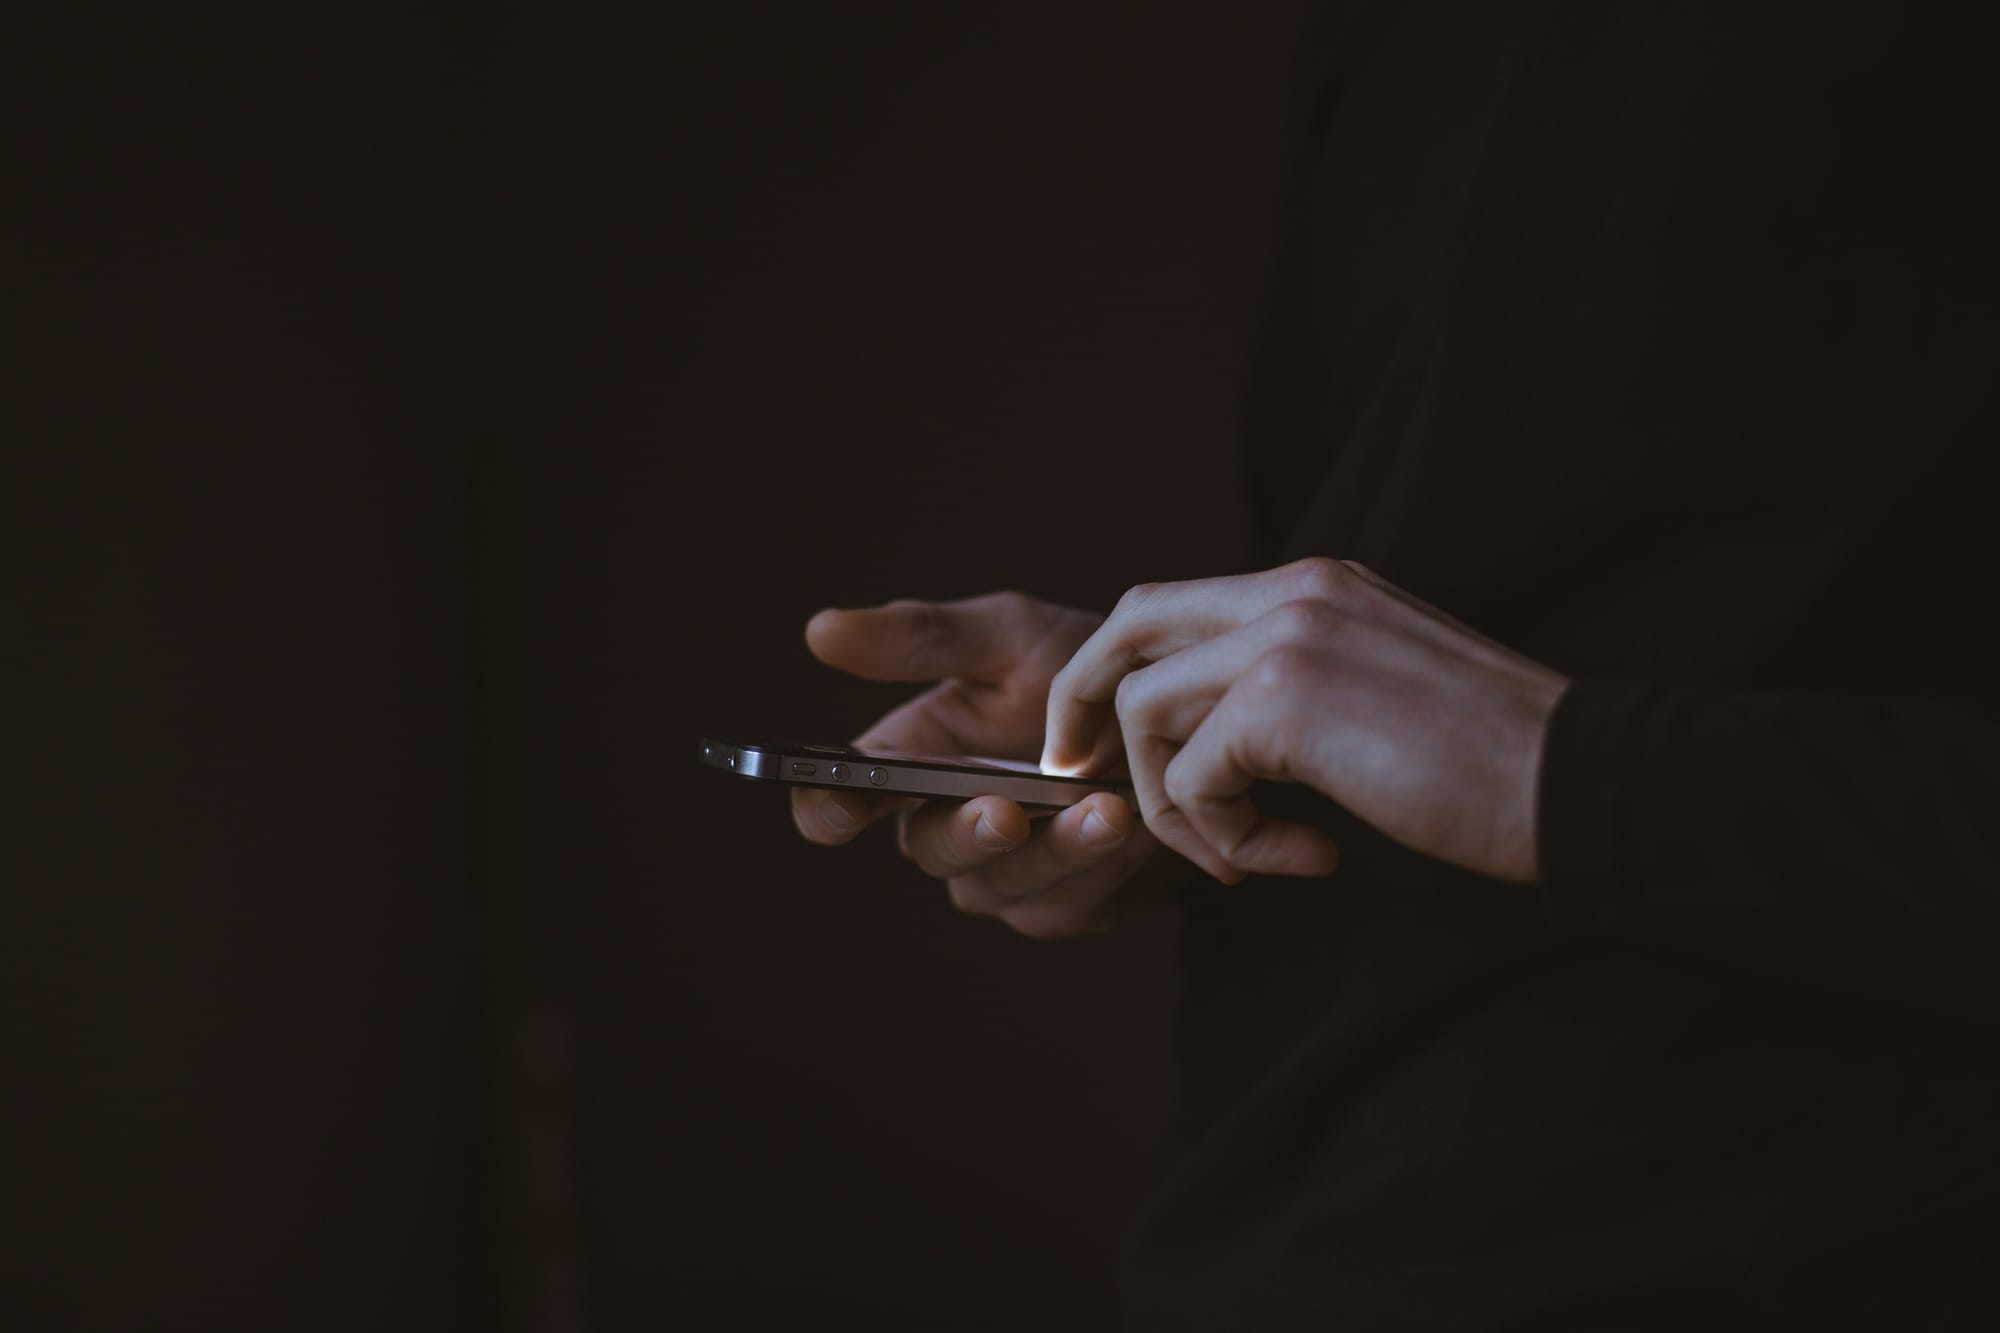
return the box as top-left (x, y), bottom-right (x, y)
top-left (1538, 677), bottom-right (2000, 1022)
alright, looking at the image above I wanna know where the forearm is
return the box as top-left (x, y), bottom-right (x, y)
top-left (1539, 678), bottom-right (2000, 1020)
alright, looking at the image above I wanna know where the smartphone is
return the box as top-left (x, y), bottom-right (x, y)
top-left (699, 736), bottom-right (1135, 811)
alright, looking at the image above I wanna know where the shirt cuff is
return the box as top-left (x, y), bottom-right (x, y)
top-left (1536, 676), bottom-right (1671, 935)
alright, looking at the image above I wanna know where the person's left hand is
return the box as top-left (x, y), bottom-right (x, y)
top-left (1040, 558), bottom-right (1571, 887)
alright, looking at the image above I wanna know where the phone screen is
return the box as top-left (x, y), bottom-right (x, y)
top-left (789, 741), bottom-right (1049, 776)
top-left (855, 748), bottom-right (1045, 775)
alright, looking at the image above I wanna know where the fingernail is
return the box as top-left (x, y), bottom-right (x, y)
top-left (974, 814), bottom-right (1021, 850)
top-left (823, 797), bottom-right (857, 833)
top-left (1079, 810), bottom-right (1125, 847)
top-left (1040, 750), bottom-right (1082, 779)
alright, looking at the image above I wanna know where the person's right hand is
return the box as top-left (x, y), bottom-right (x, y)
top-left (792, 591), bottom-right (1174, 938)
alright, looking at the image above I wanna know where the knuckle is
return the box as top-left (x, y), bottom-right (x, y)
top-left (1114, 581), bottom-right (1161, 618)
top-left (1247, 644), bottom-right (1313, 698)
top-left (1138, 790), bottom-right (1181, 831)
top-left (1269, 597), bottom-right (1338, 642)
top-left (988, 588), bottom-right (1034, 620)
top-left (1287, 556), bottom-right (1351, 604)
top-left (1113, 668), bottom-right (1150, 726)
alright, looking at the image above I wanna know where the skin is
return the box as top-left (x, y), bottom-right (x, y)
top-left (791, 592), bottom-right (1177, 939)
top-left (798, 559), bottom-right (1573, 939)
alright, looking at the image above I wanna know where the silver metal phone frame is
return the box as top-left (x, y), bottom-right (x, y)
top-left (700, 738), bottom-right (1135, 811)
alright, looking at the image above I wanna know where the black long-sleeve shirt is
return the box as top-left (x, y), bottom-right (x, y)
top-left (1123, 4), bottom-right (2000, 1327)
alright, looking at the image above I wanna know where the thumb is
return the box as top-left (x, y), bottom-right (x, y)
top-left (805, 592), bottom-right (1038, 686)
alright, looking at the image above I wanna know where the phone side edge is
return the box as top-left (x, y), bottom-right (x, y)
top-left (780, 752), bottom-right (1135, 812)
top-left (697, 737), bottom-right (788, 780)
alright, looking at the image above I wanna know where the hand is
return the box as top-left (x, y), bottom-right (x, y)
top-left (792, 592), bottom-right (1173, 938)
top-left (1041, 558), bottom-right (1571, 885)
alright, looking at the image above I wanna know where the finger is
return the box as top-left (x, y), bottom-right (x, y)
top-left (948, 790), bottom-right (1149, 915)
top-left (790, 687), bottom-right (965, 844)
top-left (1041, 561), bottom-right (1354, 773)
top-left (1120, 728), bottom-right (1237, 883)
top-left (850, 685), bottom-right (978, 757)
top-left (1114, 600), bottom-right (1340, 745)
top-left (1163, 689), bottom-right (1340, 879)
top-left (1111, 604), bottom-right (1342, 881)
top-left (793, 785), bottom-right (918, 846)
top-left (896, 795), bottom-right (1031, 879)
top-left (806, 591), bottom-right (1041, 686)
top-left (985, 793), bottom-right (1157, 937)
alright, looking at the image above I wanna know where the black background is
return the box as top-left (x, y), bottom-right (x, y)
top-left (2, 3), bottom-right (1300, 1327)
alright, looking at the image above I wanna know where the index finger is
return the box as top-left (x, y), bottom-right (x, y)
top-left (1042, 564), bottom-right (1336, 773)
